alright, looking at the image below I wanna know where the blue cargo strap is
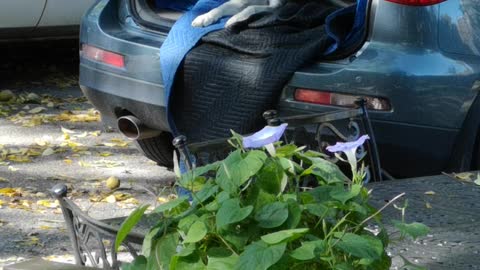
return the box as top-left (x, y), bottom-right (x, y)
top-left (159, 0), bottom-right (229, 135)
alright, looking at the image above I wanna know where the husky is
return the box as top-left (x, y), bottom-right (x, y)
top-left (191, 0), bottom-right (287, 28)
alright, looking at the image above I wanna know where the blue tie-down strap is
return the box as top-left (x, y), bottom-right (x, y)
top-left (324, 0), bottom-right (368, 55)
top-left (159, 0), bottom-right (230, 135)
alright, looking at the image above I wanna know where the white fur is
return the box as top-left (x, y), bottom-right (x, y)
top-left (192, 0), bottom-right (286, 28)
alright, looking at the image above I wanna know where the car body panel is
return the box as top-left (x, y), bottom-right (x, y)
top-left (38, 0), bottom-right (97, 27)
top-left (0, 0), bottom-right (46, 28)
top-left (79, 0), bottom-right (480, 177)
top-left (438, 0), bottom-right (480, 56)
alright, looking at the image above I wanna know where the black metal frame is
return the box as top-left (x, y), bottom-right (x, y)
top-left (50, 184), bottom-right (144, 270)
top-left (185, 98), bottom-right (384, 182)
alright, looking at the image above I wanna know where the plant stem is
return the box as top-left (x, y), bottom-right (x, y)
top-left (217, 235), bottom-right (238, 256)
top-left (356, 192), bottom-right (405, 228)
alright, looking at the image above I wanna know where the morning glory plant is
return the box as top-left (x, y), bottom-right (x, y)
top-left (118, 130), bottom-right (429, 270)
top-left (326, 135), bottom-right (369, 184)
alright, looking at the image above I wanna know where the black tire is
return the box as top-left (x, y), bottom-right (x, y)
top-left (135, 132), bottom-right (174, 168)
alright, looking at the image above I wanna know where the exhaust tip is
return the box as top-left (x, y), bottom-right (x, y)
top-left (117, 115), bottom-right (162, 140)
top-left (118, 116), bottom-right (142, 140)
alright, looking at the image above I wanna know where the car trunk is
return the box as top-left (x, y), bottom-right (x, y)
top-left (129, 0), bottom-right (367, 58)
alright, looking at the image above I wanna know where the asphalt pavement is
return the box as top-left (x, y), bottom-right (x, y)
top-left (0, 41), bottom-right (174, 268)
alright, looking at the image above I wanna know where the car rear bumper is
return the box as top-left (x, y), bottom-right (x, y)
top-left (79, 0), bottom-right (171, 131)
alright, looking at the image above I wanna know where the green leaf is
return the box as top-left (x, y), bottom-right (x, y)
top-left (261, 228), bottom-right (309, 244)
top-left (193, 182), bottom-right (219, 205)
top-left (115, 204), bottom-right (149, 252)
top-left (180, 162), bottom-right (221, 189)
top-left (334, 233), bottom-right (383, 260)
top-left (255, 202), bottom-right (289, 228)
top-left (184, 221), bottom-right (207, 243)
top-left (171, 251), bottom-right (206, 270)
top-left (369, 252), bottom-right (392, 270)
top-left (330, 184), bottom-right (362, 204)
top-left (207, 249), bottom-right (238, 270)
top-left (121, 255), bottom-right (147, 270)
top-left (153, 197), bottom-right (189, 214)
top-left (147, 232), bottom-right (179, 270)
top-left (216, 198), bottom-right (253, 229)
top-left (178, 215), bottom-right (199, 234)
top-left (235, 241), bottom-right (286, 270)
top-left (284, 199), bottom-right (302, 229)
top-left (256, 158), bottom-right (284, 195)
top-left (216, 150), bottom-right (267, 194)
top-left (300, 157), bottom-right (347, 184)
top-left (305, 203), bottom-right (331, 218)
top-left (393, 221), bottom-right (430, 240)
top-left (290, 240), bottom-right (325, 261)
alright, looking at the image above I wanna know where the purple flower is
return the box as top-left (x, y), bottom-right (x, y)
top-left (326, 135), bottom-right (370, 154)
top-left (242, 123), bottom-right (288, 149)
top-left (326, 135), bottom-right (370, 177)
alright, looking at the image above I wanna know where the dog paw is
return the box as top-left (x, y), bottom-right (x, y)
top-left (192, 14), bottom-right (216, 27)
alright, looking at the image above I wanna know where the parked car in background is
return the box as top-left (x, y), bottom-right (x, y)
top-left (0, 0), bottom-right (96, 41)
top-left (79, 0), bottom-right (480, 178)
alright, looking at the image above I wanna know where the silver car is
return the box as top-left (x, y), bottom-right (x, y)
top-left (0, 0), bottom-right (96, 40)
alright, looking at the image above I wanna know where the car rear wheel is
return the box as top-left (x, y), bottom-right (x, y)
top-left (135, 132), bottom-right (174, 167)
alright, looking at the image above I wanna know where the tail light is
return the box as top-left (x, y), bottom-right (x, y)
top-left (294, 89), bottom-right (391, 111)
top-left (81, 44), bottom-right (125, 68)
top-left (385, 0), bottom-right (446, 6)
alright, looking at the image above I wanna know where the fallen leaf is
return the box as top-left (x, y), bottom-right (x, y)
top-left (8, 166), bottom-right (19, 172)
top-left (475, 174), bottom-right (480, 186)
top-left (42, 148), bottom-right (55, 156)
top-left (98, 151), bottom-right (113, 157)
top-left (89, 130), bottom-right (101, 137)
top-left (424, 191), bottom-right (436, 195)
top-left (105, 194), bottom-right (116, 203)
top-left (39, 225), bottom-right (55, 230)
top-left (453, 172), bottom-right (473, 182)
top-left (36, 199), bottom-right (59, 209)
top-left (425, 202), bottom-right (432, 209)
top-left (63, 159), bottom-right (73, 165)
top-left (0, 188), bottom-right (21, 197)
top-left (0, 177), bottom-right (9, 183)
top-left (28, 107), bottom-right (47, 114)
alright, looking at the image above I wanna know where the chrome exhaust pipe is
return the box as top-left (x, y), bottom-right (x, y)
top-left (117, 115), bottom-right (161, 140)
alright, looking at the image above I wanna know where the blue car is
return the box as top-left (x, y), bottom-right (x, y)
top-left (79, 0), bottom-right (480, 178)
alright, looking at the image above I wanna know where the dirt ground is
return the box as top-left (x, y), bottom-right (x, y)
top-left (0, 41), bottom-right (174, 268)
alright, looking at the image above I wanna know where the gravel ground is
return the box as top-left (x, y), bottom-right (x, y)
top-left (0, 41), bottom-right (174, 268)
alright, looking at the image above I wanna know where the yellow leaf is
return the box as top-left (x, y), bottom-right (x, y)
top-left (7, 166), bottom-right (19, 172)
top-left (78, 161), bottom-right (92, 167)
top-left (122, 198), bottom-right (139, 205)
top-left (61, 126), bottom-right (76, 134)
top-left (0, 188), bottom-right (21, 197)
top-left (89, 130), bottom-right (101, 137)
top-left (74, 132), bottom-right (88, 138)
top-left (425, 202), bottom-right (432, 209)
top-left (98, 151), bottom-right (113, 157)
top-left (42, 148), bottom-right (55, 156)
top-left (114, 193), bottom-right (131, 201)
top-left (0, 177), bottom-right (9, 183)
top-left (0, 200), bottom-right (5, 206)
top-left (453, 172), bottom-right (473, 182)
top-left (39, 225), bottom-right (54, 230)
top-left (28, 107), bottom-right (47, 114)
top-left (34, 139), bottom-right (49, 146)
top-left (63, 159), bottom-right (73, 165)
top-left (105, 194), bottom-right (116, 203)
top-left (36, 199), bottom-right (59, 209)
top-left (424, 191), bottom-right (436, 195)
